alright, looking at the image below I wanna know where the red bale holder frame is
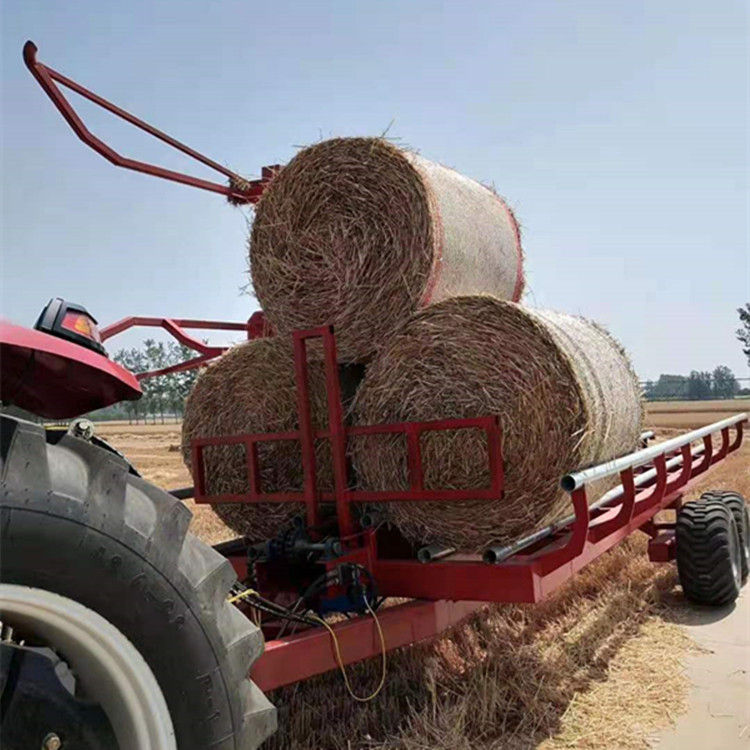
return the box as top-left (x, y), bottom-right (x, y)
top-left (101, 316), bottom-right (747, 693)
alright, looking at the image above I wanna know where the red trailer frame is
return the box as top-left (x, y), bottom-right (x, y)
top-left (100, 317), bottom-right (747, 692)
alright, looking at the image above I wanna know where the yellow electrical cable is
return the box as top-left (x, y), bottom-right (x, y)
top-left (229, 587), bottom-right (388, 701)
top-left (309, 598), bottom-right (387, 703)
top-left (227, 587), bottom-right (260, 604)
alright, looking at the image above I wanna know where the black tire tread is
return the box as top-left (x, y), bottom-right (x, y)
top-left (0, 415), bottom-right (276, 749)
top-left (676, 498), bottom-right (741, 606)
top-left (699, 491), bottom-right (749, 582)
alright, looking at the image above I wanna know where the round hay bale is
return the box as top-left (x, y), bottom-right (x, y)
top-left (352, 297), bottom-right (643, 552)
top-left (181, 338), bottom-right (333, 541)
top-left (250, 137), bottom-right (524, 362)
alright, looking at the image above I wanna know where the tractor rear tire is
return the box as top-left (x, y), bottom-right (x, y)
top-left (676, 499), bottom-right (742, 606)
top-left (699, 491), bottom-right (749, 582)
top-left (0, 416), bottom-right (276, 750)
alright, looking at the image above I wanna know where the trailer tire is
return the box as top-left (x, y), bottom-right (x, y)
top-left (0, 416), bottom-right (276, 750)
top-left (699, 491), bottom-right (749, 583)
top-left (676, 499), bottom-right (742, 606)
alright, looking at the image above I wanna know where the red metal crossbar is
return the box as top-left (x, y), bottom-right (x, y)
top-left (193, 327), bottom-right (504, 537)
top-left (23, 41), bottom-right (278, 204)
top-left (99, 312), bottom-right (269, 380)
top-left (252, 599), bottom-right (481, 692)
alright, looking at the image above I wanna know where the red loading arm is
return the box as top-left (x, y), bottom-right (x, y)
top-left (22, 40), bottom-right (279, 205)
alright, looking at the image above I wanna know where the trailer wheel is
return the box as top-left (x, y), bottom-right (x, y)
top-left (699, 491), bottom-right (749, 583)
top-left (0, 416), bottom-right (276, 750)
top-left (676, 499), bottom-right (742, 606)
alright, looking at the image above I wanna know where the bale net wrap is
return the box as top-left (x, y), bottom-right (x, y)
top-left (250, 137), bottom-right (524, 362)
top-left (351, 296), bottom-right (643, 552)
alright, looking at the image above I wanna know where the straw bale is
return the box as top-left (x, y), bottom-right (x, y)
top-left (250, 137), bottom-right (524, 362)
top-left (181, 338), bottom-right (332, 541)
top-left (352, 296), bottom-right (643, 551)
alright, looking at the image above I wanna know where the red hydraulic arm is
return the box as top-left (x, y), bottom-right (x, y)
top-left (23, 40), bottom-right (279, 205)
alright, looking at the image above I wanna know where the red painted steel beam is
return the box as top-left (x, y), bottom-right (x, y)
top-left (372, 449), bottom-right (739, 604)
top-left (23, 41), bottom-right (273, 204)
top-left (101, 316), bottom-right (243, 344)
top-left (373, 558), bottom-right (541, 603)
top-left (251, 599), bottom-right (481, 691)
top-left (648, 532), bottom-right (676, 562)
top-left (134, 352), bottom-right (216, 381)
top-left (100, 316), bottom-right (258, 380)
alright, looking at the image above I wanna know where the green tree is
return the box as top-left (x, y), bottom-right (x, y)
top-left (165, 342), bottom-right (201, 417)
top-left (688, 371), bottom-right (712, 400)
top-left (111, 340), bottom-right (206, 422)
top-left (143, 340), bottom-right (170, 423)
top-left (646, 374), bottom-right (689, 400)
top-left (114, 347), bottom-right (146, 423)
top-left (712, 365), bottom-right (738, 399)
top-left (738, 304), bottom-right (750, 368)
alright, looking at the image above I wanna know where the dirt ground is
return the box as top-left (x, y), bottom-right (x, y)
top-left (645, 399), bottom-right (750, 430)
top-left (95, 402), bottom-right (750, 749)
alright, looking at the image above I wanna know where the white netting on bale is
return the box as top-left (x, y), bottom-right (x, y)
top-left (351, 296), bottom-right (643, 552)
top-left (249, 137), bottom-right (524, 362)
top-left (181, 338), bottom-right (333, 541)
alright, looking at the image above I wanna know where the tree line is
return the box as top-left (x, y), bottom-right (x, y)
top-left (643, 366), bottom-right (747, 402)
top-left (90, 340), bottom-right (201, 423)
top-left (642, 306), bottom-right (750, 402)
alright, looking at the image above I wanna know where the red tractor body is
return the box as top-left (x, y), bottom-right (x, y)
top-left (0, 320), bottom-right (141, 419)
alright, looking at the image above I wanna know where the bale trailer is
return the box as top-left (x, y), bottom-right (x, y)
top-left (1, 42), bottom-right (748, 750)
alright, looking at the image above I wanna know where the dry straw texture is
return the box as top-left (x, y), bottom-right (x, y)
top-left (250, 137), bottom-right (524, 362)
top-left (353, 296), bottom-right (643, 551)
top-left (181, 338), bottom-right (332, 541)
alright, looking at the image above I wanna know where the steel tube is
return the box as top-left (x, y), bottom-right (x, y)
top-left (484, 443), bottom-right (707, 564)
top-left (560, 413), bottom-right (746, 492)
top-left (417, 545), bottom-right (457, 564)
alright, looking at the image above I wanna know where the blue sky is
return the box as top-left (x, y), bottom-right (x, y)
top-left (2, 0), bottom-right (748, 380)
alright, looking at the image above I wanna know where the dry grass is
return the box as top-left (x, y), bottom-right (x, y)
top-left (353, 297), bottom-right (643, 552)
top-left (250, 137), bottom-right (523, 363)
top-left (647, 398), bottom-right (746, 413)
top-left (99, 406), bottom-right (749, 750)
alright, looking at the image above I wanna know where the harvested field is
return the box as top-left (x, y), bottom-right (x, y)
top-left (96, 402), bottom-right (749, 750)
top-left (646, 399), bottom-right (749, 430)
